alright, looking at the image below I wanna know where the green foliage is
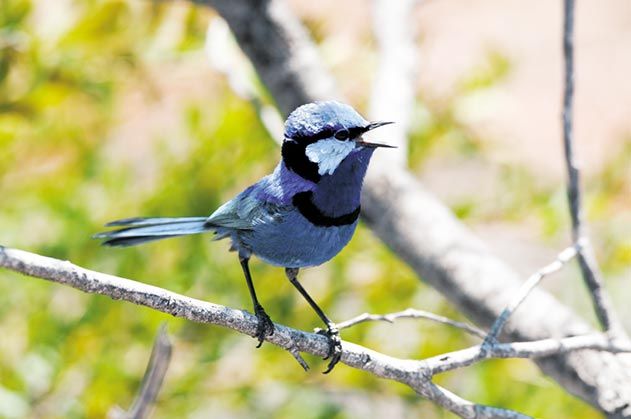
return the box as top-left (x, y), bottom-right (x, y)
top-left (0, 2), bottom-right (620, 418)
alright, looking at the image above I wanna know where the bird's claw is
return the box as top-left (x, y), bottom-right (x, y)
top-left (316, 325), bottom-right (342, 374)
top-left (254, 304), bottom-right (274, 348)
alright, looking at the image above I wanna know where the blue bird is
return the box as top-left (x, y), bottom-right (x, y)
top-left (95, 101), bottom-right (394, 372)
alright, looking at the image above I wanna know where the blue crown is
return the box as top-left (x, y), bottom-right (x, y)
top-left (284, 101), bottom-right (368, 141)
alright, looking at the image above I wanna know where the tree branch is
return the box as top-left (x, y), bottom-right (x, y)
top-left (484, 246), bottom-right (578, 345)
top-left (561, 0), bottom-right (624, 338)
top-left (337, 308), bottom-right (486, 340)
top-left (3, 245), bottom-right (631, 418)
top-left (426, 334), bottom-right (631, 377)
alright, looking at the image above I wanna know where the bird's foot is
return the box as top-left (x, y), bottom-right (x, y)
top-left (254, 304), bottom-right (274, 348)
top-left (315, 325), bottom-right (342, 374)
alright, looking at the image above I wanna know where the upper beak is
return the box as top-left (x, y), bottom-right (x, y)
top-left (356, 121), bottom-right (396, 148)
top-left (366, 121), bottom-right (394, 131)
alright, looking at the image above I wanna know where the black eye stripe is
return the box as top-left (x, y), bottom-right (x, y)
top-left (348, 127), bottom-right (365, 138)
top-left (289, 128), bottom-right (336, 144)
top-left (288, 126), bottom-right (367, 144)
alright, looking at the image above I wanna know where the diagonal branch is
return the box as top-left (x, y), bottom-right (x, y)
top-left (2, 245), bottom-right (631, 418)
top-left (190, 0), bottom-right (631, 415)
top-left (561, 0), bottom-right (624, 338)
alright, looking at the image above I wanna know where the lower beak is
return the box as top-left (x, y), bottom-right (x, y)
top-left (356, 121), bottom-right (396, 148)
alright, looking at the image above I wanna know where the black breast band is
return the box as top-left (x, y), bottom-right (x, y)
top-left (292, 191), bottom-right (360, 227)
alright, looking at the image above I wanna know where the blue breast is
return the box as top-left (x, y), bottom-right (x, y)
top-left (241, 211), bottom-right (358, 268)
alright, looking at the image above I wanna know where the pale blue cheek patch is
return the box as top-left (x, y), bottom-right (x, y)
top-left (305, 139), bottom-right (356, 175)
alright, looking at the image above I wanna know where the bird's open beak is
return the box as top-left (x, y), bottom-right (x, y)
top-left (355, 121), bottom-right (396, 148)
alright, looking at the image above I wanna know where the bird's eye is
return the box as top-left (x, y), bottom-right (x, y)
top-left (334, 129), bottom-right (350, 141)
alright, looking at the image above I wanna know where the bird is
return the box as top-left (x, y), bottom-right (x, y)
top-left (95, 101), bottom-right (394, 373)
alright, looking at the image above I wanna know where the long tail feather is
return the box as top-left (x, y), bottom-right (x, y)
top-left (100, 235), bottom-right (177, 247)
top-left (105, 217), bottom-right (207, 227)
top-left (95, 216), bottom-right (210, 247)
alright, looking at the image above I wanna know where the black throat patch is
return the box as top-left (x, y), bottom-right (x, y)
top-left (292, 191), bottom-right (360, 227)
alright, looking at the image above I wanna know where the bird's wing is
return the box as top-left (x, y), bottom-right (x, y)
top-left (206, 186), bottom-right (289, 230)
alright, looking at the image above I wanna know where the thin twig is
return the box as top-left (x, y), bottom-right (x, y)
top-left (3, 246), bottom-right (630, 418)
top-left (484, 246), bottom-right (578, 345)
top-left (561, 0), bottom-right (623, 337)
top-left (109, 324), bottom-right (173, 419)
top-left (562, 0), bottom-right (578, 242)
top-left (337, 308), bottom-right (486, 339)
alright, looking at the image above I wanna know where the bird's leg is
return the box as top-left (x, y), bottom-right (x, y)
top-left (285, 267), bottom-right (342, 374)
top-left (239, 255), bottom-right (274, 347)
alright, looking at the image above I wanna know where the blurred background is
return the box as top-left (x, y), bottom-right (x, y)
top-left (1, 0), bottom-right (630, 417)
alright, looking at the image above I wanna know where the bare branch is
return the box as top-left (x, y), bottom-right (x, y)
top-left (484, 246), bottom-right (578, 344)
top-left (337, 308), bottom-right (486, 340)
top-left (110, 324), bottom-right (173, 419)
top-left (426, 334), bottom-right (631, 376)
top-left (561, 0), bottom-right (624, 337)
top-left (4, 246), bottom-right (631, 418)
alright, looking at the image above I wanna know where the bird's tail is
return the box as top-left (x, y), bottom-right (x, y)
top-left (94, 217), bottom-right (210, 247)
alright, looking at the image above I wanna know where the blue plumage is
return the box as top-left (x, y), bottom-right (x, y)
top-left (96, 101), bottom-right (393, 372)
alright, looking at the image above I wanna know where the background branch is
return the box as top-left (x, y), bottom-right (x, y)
top-left (199, 0), bottom-right (631, 415)
top-left (561, 0), bottom-right (624, 338)
top-left (367, 0), bottom-right (418, 166)
top-left (109, 324), bottom-right (173, 419)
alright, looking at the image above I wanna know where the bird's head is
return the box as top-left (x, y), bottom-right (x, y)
top-left (281, 101), bottom-right (394, 183)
